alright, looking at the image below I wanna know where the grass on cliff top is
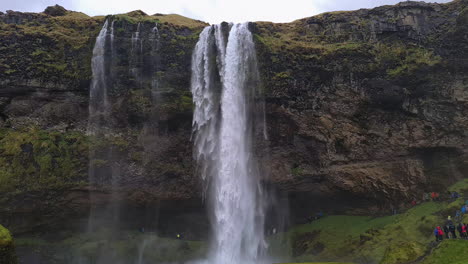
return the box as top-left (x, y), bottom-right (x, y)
top-left (421, 240), bottom-right (468, 264)
top-left (0, 224), bottom-right (13, 247)
top-left (0, 11), bottom-right (103, 49)
top-left (152, 14), bottom-right (207, 28)
top-left (112, 11), bottom-right (206, 29)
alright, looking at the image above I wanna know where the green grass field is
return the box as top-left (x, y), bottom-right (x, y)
top-left (268, 180), bottom-right (468, 264)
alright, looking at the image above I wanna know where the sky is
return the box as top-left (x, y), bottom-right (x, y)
top-left (0, 0), bottom-right (453, 24)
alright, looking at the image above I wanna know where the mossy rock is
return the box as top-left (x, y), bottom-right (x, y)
top-left (380, 241), bottom-right (426, 264)
top-left (0, 127), bottom-right (88, 196)
top-left (0, 224), bottom-right (17, 264)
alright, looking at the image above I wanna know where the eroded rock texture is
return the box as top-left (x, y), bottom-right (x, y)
top-left (1, 1), bottom-right (468, 232)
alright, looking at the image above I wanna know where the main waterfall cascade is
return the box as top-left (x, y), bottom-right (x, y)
top-left (191, 23), bottom-right (269, 264)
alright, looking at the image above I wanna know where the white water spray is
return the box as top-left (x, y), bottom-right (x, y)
top-left (191, 23), bottom-right (267, 264)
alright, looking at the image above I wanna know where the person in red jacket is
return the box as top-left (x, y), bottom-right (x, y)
top-left (437, 226), bottom-right (444, 241)
top-left (462, 224), bottom-right (467, 239)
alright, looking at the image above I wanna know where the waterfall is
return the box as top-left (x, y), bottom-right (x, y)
top-left (88, 19), bottom-right (110, 134)
top-left (131, 22), bottom-right (142, 84)
top-left (191, 23), bottom-right (267, 264)
top-left (191, 26), bottom-right (221, 184)
top-left (87, 19), bottom-right (123, 233)
top-left (151, 23), bottom-right (161, 100)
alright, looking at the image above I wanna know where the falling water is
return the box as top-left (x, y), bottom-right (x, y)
top-left (131, 22), bottom-right (142, 84)
top-left (87, 18), bottom-right (122, 236)
top-left (88, 19), bottom-right (110, 132)
top-left (151, 23), bottom-right (161, 99)
top-left (131, 22), bottom-right (141, 53)
top-left (191, 23), bottom-right (267, 264)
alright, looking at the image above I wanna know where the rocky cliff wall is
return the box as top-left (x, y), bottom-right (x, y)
top-left (254, 0), bottom-right (468, 217)
top-left (1, 1), bottom-right (468, 231)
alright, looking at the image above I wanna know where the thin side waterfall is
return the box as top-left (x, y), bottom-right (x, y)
top-left (88, 19), bottom-right (122, 233)
top-left (110, 20), bottom-right (115, 54)
top-left (88, 19), bottom-right (110, 132)
top-left (131, 22), bottom-right (142, 84)
top-left (151, 23), bottom-right (161, 102)
top-left (191, 23), bottom-right (267, 264)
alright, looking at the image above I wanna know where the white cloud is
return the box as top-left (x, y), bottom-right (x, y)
top-left (0, 0), bottom-right (454, 24)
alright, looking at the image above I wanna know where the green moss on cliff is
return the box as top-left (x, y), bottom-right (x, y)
top-left (380, 241), bottom-right (425, 264)
top-left (0, 7), bottom-right (205, 89)
top-left (0, 225), bottom-right (12, 247)
top-left (0, 11), bottom-right (102, 86)
top-left (0, 225), bottom-right (16, 264)
top-left (372, 43), bottom-right (441, 79)
top-left (0, 127), bottom-right (88, 195)
top-left (111, 11), bottom-right (206, 29)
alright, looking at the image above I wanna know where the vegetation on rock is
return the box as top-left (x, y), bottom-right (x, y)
top-left (421, 239), bottom-right (468, 264)
top-left (0, 127), bottom-right (88, 196)
top-left (0, 224), bottom-right (16, 264)
top-left (269, 180), bottom-right (468, 264)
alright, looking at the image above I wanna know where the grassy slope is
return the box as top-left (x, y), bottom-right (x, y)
top-left (421, 240), bottom-right (468, 264)
top-left (271, 181), bottom-right (468, 264)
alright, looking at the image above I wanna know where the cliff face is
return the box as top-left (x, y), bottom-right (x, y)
top-left (0, 1), bottom-right (468, 230)
top-left (254, 0), bottom-right (468, 216)
top-left (0, 7), bottom-right (207, 232)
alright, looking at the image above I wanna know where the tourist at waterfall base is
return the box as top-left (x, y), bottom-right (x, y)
top-left (457, 223), bottom-right (463, 237)
top-left (435, 226), bottom-right (444, 241)
top-left (449, 224), bottom-right (457, 238)
top-left (443, 225), bottom-right (450, 239)
top-left (462, 224), bottom-right (467, 239)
